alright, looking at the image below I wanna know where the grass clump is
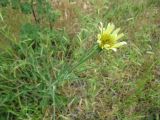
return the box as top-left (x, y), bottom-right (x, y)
top-left (0, 0), bottom-right (160, 120)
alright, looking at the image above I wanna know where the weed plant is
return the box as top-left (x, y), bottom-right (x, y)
top-left (0, 0), bottom-right (160, 120)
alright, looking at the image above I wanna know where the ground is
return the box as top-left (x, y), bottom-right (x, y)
top-left (0, 0), bottom-right (160, 120)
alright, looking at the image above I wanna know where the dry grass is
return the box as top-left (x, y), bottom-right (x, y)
top-left (0, 0), bottom-right (160, 119)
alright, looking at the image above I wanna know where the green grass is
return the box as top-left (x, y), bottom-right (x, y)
top-left (0, 0), bottom-right (160, 120)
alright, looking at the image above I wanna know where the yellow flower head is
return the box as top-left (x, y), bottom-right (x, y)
top-left (97, 22), bottom-right (127, 51)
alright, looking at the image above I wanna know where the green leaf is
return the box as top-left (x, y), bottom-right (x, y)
top-left (55, 93), bottom-right (68, 108)
top-left (48, 10), bottom-right (61, 22)
top-left (20, 23), bottom-right (40, 40)
top-left (20, 2), bottom-right (32, 14)
top-left (44, 2), bottom-right (60, 22)
top-left (37, 0), bottom-right (43, 4)
top-left (11, 0), bottom-right (20, 9)
top-left (37, 2), bottom-right (45, 15)
top-left (0, 0), bottom-right (9, 7)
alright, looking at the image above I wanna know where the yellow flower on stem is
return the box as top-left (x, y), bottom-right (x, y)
top-left (97, 22), bottom-right (127, 51)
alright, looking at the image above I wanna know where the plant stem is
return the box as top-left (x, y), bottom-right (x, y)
top-left (53, 45), bottom-right (101, 85)
top-left (70, 45), bottom-right (100, 72)
top-left (31, 0), bottom-right (39, 24)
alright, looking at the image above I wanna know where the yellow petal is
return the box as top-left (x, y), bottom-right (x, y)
top-left (112, 41), bottom-right (127, 48)
top-left (97, 34), bottom-right (101, 40)
top-left (106, 23), bottom-right (115, 34)
top-left (111, 48), bottom-right (117, 52)
top-left (99, 22), bottom-right (103, 32)
top-left (97, 39), bottom-right (101, 44)
top-left (104, 44), bottom-right (110, 49)
top-left (112, 28), bottom-right (120, 35)
top-left (115, 33), bottom-right (124, 40)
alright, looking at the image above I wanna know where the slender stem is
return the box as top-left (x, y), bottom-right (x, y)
top-left (52, 85), bottom-right (56, 120)
top-left (31, 0), bottom-right (39, 24)
top-left (70, 45), bottom-right (99, 72)
top-left (51, 45), bottom-right (101, 120)
top-left (53, 45), bottom-right (101, 85)
top-left (49, 21), bottom-right (52, 30)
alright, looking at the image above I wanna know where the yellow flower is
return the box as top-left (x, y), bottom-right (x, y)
top-left (97, 22), bottom-right (127, 51)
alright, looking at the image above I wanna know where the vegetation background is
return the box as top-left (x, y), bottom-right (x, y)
top-left (0, 0), bottom-right (160, 120)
